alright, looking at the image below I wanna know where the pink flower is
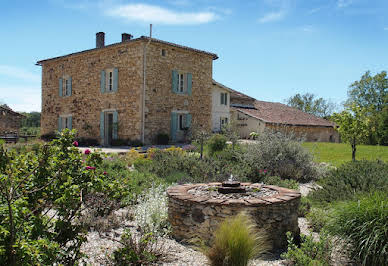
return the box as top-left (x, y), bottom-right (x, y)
top-left (84, 149), bottom-right (91, 155)
top-left (73, 141), bottom-right (79, 147)
top-left (263, 169), bottom-right (267, 173)
top-left (85, 166), bottom-right (96, 170)
top-left (103, 171), bottom-right (107, 175)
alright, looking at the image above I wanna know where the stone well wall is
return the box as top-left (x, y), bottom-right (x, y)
top-left (167, 183), bottom-right (301, 251)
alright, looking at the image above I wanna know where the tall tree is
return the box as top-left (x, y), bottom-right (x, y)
top-left (332, 105), bottom-right (369, 161)
top-left (346, 71), bottom-right (388, 145)
top-left (286, 93), bottom-right (336, 118)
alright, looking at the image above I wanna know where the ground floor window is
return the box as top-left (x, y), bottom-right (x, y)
top-left (220, 117), bottom-right (228, 130)
top-left (58, 115), bottom-right (72, 131)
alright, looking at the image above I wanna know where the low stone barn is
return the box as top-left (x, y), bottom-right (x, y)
top-left (0, 105), bottom-right (24, 135)
top-left (228, 89), bottom-right (339, 142)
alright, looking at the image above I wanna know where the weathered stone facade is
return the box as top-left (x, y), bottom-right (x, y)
top-left (38, 35), bottom-right (217, 144)
top-left (0, 105), bottom-right (24, 135)
top-left (167, 183), bottom-right (301, 251)
top-left (266, 124), bottom-right (339, 142)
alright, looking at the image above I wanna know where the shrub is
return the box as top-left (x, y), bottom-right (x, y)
top-left (110, 138), bottom-right (128, 146)
top-left (327, 192), bottom-right (388, 266)
top-left (281, 231), bottom-right (332, 266)
top-left (298, 197), bottom-right (311, 217)
top-left (306, 208), bottom-right (331, 232)
top-left (129, 139), bottom-right (143, 147)
top-left (204, 212), bottom-right (269, 266)
top-left (156, 133), bottom-right (169, 145)
top-left (308, 160), bottom-right (388, 205)
top-left (76, 137), bottom-right (99, 147)
top-left (208, 134), bottom-right (227, 155)
top-left (134, 185), bottom-right (170, 237)
top-left (40, 131), bottom-right (57, 141)
top-left (262, 176), bottom-right (299, 190)
top-left (112, 230), bottom-right (162, 265)
top-left (243, 130), bottom-right (318, 182)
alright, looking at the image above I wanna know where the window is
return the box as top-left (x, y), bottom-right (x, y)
top-left (59, 115), bottom-right (72, 131)
top-left (161, 49), bottom-right (166, 56)
top-left (178, 114), bottom-right (186, 130)
top-left (106, 69), bottom-right (113, 92)
top-left (101, 68), bottom-right (118, 93)
top-left (220, 117), bottom-right (228, 130)
top-left (60, 76), bottom-right (72, 97)
top-left (178, 73), bottom-right (185, 93)
top-left (220, 92), bottom-right (228, 105)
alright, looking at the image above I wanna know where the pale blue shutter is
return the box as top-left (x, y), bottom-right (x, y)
top-left (100, 70), bottom-right (106, 93)
top-left (100, 112), bottom-right (105, 143)
top-left (112, 111), bottom-right (118, 139)
top-left (172, 70), bottom-right (178, 93)
top-left (170, 112), bottom-right (177, 141)
top-left (113, 68), bottom-right (118, 92)
top-left (68, 77), bottom-right (72, 96)
top-left (68, 116), bottom-right (72, 130)
top-left (59, 78), bottom-right (63, 97)
top-left (186, 73), bottom-right (192, 95)
top-left (186, 113), bottom-right (192, 128)
top-left (58, 117), bottom-right (62, 132)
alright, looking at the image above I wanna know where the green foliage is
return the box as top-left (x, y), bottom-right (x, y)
top-left (156, 133), bottom-right (169, 145)
top-left (243, 130), bottom-right (318, 182)
top-left (208, 134), bottom-right (227, 155)
top-left (40, 132), bottom-right (57, 142)
top-left (205, 212), bottom-right (269, 266)
top-left (20, 111), bottom-right (40, 128)
top-left (112, 230), bottom-right (161, 265)
top-left (306, 208), bottom-right (331, 232)
top-left (0, 129), bottom-right (105, 265)
top-left (327, 192), bottom-right (388, 266)
top-left (262, 176), bottom-right (299, 190)
top-left (19, 126), bottom-right (40, 136)
top-left (110, 138), bottom-right (128, 146)
top-left (346, 70), bottom-right (388, 145)
top-left (298, 197), bottom-right (312, 217)
top-left (281, 232), bottom-right (332, 266)
top-left (76, 137), bottom-right (99, 147)
top-left (286, 93), bottom-right (336, 118)
top-left (308, 160), bottom-right (388, 205)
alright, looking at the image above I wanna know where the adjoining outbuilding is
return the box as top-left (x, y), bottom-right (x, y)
top-left (0, 104), bottom-right (24, 136)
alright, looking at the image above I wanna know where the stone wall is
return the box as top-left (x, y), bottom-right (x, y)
top-left (167, 183), bottom-right (300, 251)
top-left (0, 107), bottom-right (23, 135)
top-left (266, 124), bottom-right (339, 142)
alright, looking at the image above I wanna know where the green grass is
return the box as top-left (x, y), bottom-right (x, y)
top-left (302, 142), bottom-right (388, 167)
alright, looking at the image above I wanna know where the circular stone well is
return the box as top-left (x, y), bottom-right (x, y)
top-left (167, 182), bottom-right (301, 251)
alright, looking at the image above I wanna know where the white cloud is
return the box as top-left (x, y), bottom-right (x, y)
top-left (337, 0), bottom-right (353, 8)
top-left (301, 25), bottom-right (315, 32)
top-left (105, 4), bottom-right (218, 25)
top-left (258, 10), bottom-right (286, 23)
top-left (0, 86), bottom-right (41, 112)
top-left (0, 65), bottom-right (40, 83)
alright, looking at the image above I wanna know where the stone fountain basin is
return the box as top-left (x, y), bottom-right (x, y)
top-left (167, 182), bottom-right (301, 251)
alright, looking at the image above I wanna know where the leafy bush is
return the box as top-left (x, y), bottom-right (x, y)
top-left (110, 138), bottom-right (128, 146)
top-left (306, 208), bottom-right (331, 232)
top-left (204, 212), bottom-right (269, 266)
top-left (156, 133), bottom-right (169, 145)
top-left (262, 176), bottom-right (299, 190)
top-left (112, 230), bottom-right (162, 265)
top-left (0, 129), bottom-right (104, 265)
top-left (134, 185), bottom-right (170, 237)
top-left (129, 139), bottom-right (143, 147)
top-left (298, 197), bottom-right (311, 217)
top-left (327, 192), bottom-right (388, 266)
top-left (308, 160), bottom-right (388, 205)
top-left (281, 231), bottom-right (332, 266)
top-left (208, 134), bottom-right (227, 155)
top-left (40, 131), bottom-right (57, 141)
top-left (76, 137), bottom-right (99, 147)
top-left (243, 130), bottom-right (318, 182)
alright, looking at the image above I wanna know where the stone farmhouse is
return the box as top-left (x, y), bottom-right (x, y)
top-left (37, 32), bottom-right (337, 145)
top-left (0, 105), bottom-right (24, 135)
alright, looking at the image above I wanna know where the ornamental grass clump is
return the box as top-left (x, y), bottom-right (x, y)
top-left (205, 212), bottom-right (269, 266)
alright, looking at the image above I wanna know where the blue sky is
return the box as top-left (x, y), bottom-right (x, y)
top-left (1, 0), bottom-right (388, 112)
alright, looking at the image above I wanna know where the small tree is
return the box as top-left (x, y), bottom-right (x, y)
top-left (332, 105), bottom-right (369, 161)
top-left (221, 120), bottom-right (240, 150)
top-left (191, 124), bottom-right (210, 159)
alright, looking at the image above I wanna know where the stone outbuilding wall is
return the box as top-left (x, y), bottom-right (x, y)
top-left (0, 106), bottom-right (24, 135)
top-left (167, 183), bottom-right (301, 251)
top-left (266, 124), bottom-right (339, 142)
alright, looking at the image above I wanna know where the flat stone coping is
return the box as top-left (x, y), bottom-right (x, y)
top-left (167, 183), bottom-right (301, 206)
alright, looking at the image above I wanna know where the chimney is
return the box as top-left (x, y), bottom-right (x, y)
top-left (121, 33), bottom-right (133, 42)
top-left (96, 32), bottom-right (105, 48)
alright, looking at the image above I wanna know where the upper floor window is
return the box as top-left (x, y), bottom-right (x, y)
top-left (101, 68), bottom-right (118, 93)
top-left (172, 70), bottom-right (192, 95)
top-left (220, 92), bottom-right (228, 105)
top-left (161, 49), bottom-right (167, 56)
top-left (59, 76), bottom-right (72, 97)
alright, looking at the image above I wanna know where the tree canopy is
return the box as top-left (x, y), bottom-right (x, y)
top-left (285, 93), bottom-right (336, 118)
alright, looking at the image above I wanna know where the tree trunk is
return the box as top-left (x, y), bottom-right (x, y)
top-left (200, 139), bottom-right (204, 160)
top-left (7, 197), bottom-right (16, 265)
top-left (351, 137), bottom-right (356, 162)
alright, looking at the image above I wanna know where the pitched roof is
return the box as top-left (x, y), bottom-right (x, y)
top-left (212, 80), bottom-right (234, 92)
top-left (36, 36), bottom-right (218, 65)
top-left (0, 105), bottom-right (25, 117)
top-left (229, 88), bottom-right (255, 102)
top-left (233, 100), bottom-right (335, 127)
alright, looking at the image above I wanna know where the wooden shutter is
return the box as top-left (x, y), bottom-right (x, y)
top-left (100, 70), bottom-right (106, 93)
top-left (113, 68), bottom-right (118, 92)
top-left (68, 116), bottom-right (72, 130)
top-left (172, 70), bottom-right (178, 93)
top-left (186, 73), bottom-right (192, 95)
top-left (58, 116), bottom-right (62, 132)
top-left (186, 113), bottom-right (192, 128)
top-left (170, 112), bottom-right (177, 141)
top-left (59, 78), bottom-right (63, 97)
top-left (112, 111), bottom-right (118, 139)
top-left (220, 93), bottom-right (223, 105)
top-left (100, 111), bottom-right (105, 143)
top-left (225, 93), bottom-right (228, 105)
top-left (68, 77), bottom-right (72, 96)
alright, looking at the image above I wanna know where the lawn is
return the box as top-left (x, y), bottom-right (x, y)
top-left (302, 142), bottom-right (388, 167)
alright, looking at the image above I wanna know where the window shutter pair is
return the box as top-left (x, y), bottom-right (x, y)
top-left (171, 70), bottom-right (192, 95)
top-left (58, 116), bottom-right (72, 131)
top-left (58, 78), bottom-right (72, 97)
top-left (100, 68), bottom-right (118, 93)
